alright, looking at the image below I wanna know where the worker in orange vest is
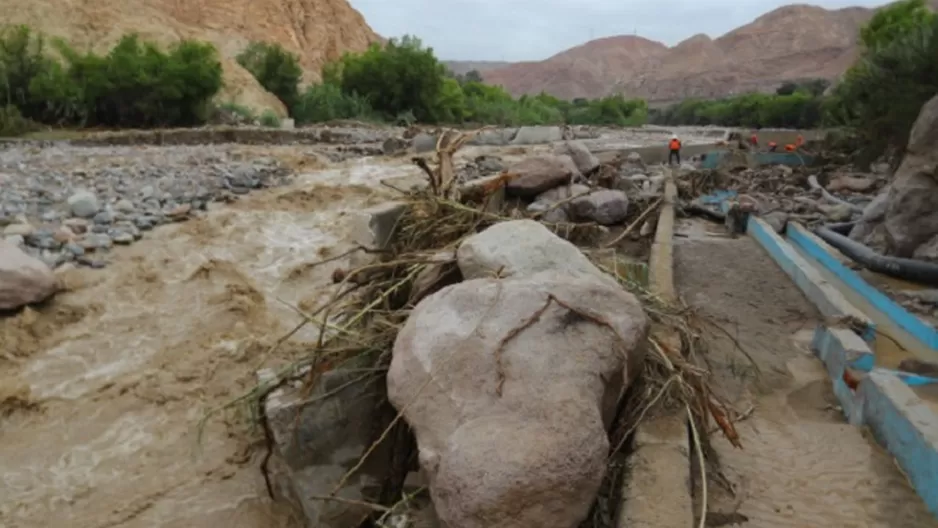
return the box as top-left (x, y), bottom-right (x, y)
top-left (767, 141), bottom-right (778, 152)
top-left (749, 133), bottom-right (759, 147)
top-left (668, 134), bottom-right (682, 165)
top-left (796, 134), bottom-right (804, 147)
top-left (784, 143), bottom-right (796, 152)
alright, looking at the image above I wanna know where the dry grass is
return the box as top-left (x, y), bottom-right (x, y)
top-left (200, 128), bottom-right (745, 528)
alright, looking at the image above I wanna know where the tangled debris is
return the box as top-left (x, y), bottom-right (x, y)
top-left (201, 129), bottom-right (747, 528)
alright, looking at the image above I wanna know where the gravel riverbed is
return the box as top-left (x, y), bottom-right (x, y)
top-left (0, 144), bottom-right (297, 269)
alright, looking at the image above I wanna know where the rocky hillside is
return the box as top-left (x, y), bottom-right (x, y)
top-left (1, 0), bottom-right (380, 114)
top-left (471, 3), bottom-right (913, 102)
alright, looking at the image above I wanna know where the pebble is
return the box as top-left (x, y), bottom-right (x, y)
top-left (0, 144), bottom-right (296, 270)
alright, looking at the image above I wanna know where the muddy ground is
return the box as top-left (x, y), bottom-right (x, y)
top-left (674, 217), bottom-right (935, 527)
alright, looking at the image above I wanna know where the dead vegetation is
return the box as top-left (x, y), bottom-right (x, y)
top-left (201, 128), bottom-right (748, 528)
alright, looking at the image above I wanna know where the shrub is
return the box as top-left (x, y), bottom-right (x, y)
top-left (0, 105), bottom-right (39, 136)
top-left (236, 41), bottom-right (303, 112)
top-left (292, 83), bottom-right (375, 124)
top-left (259, 109), bottom-right (281, 127)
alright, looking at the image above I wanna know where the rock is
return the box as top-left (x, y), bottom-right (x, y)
top-left (526, 184), bottom-right (592, 216)
top-left (569, 190), bottom-right (629, 225)
top-left (0, 240), bottom-right (58, 310)
top-left (510, 126), bottom-right (564, 145)
top-left (63, 218), bottom-right (90, 235)
top-left (540, 207), bottom-right (570, 224)
top-left (504, 156), bottom-right (580, 198)
top-left (388, 271), bottom-right (648, 528)
top-left (470, 129), bottom-right (518, 146)
top-left (112, 232), bottom-right (135, 245)
top-left (458, 220), bottom-right (611, 281)
top-left (5, 234), bottom-right (24, 247)
top-left (3, 223), bottom-right (34, 237)
top-left (114, 199), bottom-right (135, 213)
top-left (883, 94), bottom-right (938, 256)
top-left (167, 203), bottom-right (192, 219)
top-left (821, 203), bottom-right (854, 222)
top-left (827, 175), bottom-right (877, 193)
top-left (67, 190), bottom-right (100, 217)
top-left (474, 155), bottom-right (504, 174)
top-left (413, 133), bottom-right (439, 154)
top-left (762, 211), bottom-right (789, 234)
top-left (555, 141), bottom-right (599, 175)
top-left (619, 152), bottom-right (646, 177)
top-left (382, 136), bottom-right (410, 155)
top-left (849, 190), bottom-right (890, 242)
top-left (93, 210), bottom-right (115, 224)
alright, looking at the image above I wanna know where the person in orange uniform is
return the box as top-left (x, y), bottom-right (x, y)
top-left (749, 133), bottom-right (759, 147)
top-left (796, 134), bottom-right (804, 148)
top-left (784, 143), bottom-right (796, 152)
top-left (668, 134), bottom-right (681, 165)
top-left (767, 141), bottom-right (778, 152)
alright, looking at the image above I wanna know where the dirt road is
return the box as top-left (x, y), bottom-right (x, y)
top-left (0, 156), bottom-right (425, 528)
top-left (674, 218), bottom-right (936, 527)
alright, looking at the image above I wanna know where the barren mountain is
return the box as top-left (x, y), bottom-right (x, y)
top-left (473, 3), bottom-right (909, 102)
top-left (1, 0), bottom-right (380, 114)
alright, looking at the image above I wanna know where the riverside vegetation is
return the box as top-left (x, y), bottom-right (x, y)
top-left (0, 0), bottom-right (935, 162)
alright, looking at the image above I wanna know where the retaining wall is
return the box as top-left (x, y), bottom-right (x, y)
top-left (745, 215), bottom-right (938, 519)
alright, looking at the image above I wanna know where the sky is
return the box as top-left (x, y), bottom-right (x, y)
top-left (348, 0), bottom-right (888, 62)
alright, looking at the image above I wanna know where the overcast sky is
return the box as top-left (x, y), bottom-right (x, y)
top-left (348, 0), bottom-right (887, 61)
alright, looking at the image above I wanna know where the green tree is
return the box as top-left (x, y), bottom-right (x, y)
top-left (860, 0), bottom-right (934, 49)
top-left (236, 41), bottom-right (303, 111)
top-left (331, 35), bottom-right (447, 122)
top-left (826, 0), bottom-right (938, 160)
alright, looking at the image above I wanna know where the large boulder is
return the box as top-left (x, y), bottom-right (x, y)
top-left (0, 240), bottom-right (58, 310)
top-left (555, 141), bottom-right (600, 175)
top-left (455, 219), bottom-right (613, 285)
top-left (570, 189), bottom-right (629, 225)
top-left (469, 128), bottom-right (518, 146)
top-left (848, 190), bottom-right (890, 245)
top-left (883, 94), bottom-right (938, 256)
top-left (388, 271), bottom-right (648, 528)
top-left (504, 156), bottom-right (581, 198)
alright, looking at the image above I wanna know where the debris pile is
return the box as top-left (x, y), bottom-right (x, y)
top-left (216, 131), bottom-right (742, 528)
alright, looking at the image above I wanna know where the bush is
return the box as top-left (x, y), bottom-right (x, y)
top-left (0, 105), bottom-right (39, 136)
top-left (292, 83), bottom-right (375, 124)
top-left (259, 109), bottom-right (281, 128)
top-left (236, 42), bottom-right (302, 112)
top-left (0, 25), bottom-right (224, 130)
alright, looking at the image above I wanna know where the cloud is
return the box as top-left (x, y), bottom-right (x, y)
top-left (348, 0), bottom-right (887, 61)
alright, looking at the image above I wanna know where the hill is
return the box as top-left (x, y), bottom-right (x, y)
top-left (466, 2), bottom-right (926, 102)
top-left (0, 0), bottom-right (380, 114)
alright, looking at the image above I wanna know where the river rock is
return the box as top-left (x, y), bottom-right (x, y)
top-left (883, 94), bottom-right (938, 256)
top-left (504, 156), bottom-right (580, 198)
top-left (555, 141), bottom-right (599, 175)
top-left (510, 126), bottom-right (564, 145)
top-left (388, 271), bottom-right (648, 528)
top-left (827, 174), bottom-right (877, 193)
top-left (0, 240), bottom-right (58, 310)
top-left (570, 189), bottom-right (629, 225)
top-left (67, 190), bottom-right (100, 218)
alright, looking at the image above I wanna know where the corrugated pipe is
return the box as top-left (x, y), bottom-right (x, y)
top-left (814, 226), bottom-right (938, 286)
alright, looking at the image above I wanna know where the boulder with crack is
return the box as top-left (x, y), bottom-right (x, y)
top-left (388, 220), bottom-right (647, 528)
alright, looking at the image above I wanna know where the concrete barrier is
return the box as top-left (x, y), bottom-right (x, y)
top-left (787, 223), bottom-right (938, 352)
top-left (747, 217), bottom-right (874, 338)
top-left (616, 175), bottom-right (694, 528)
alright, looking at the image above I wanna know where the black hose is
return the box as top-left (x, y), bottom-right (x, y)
top-left (684, 203), bottom-right (726, 222)
top-left (825, 222), bottom-right (857, 235)
top-left (813, 226), bottom-right (938, 286)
